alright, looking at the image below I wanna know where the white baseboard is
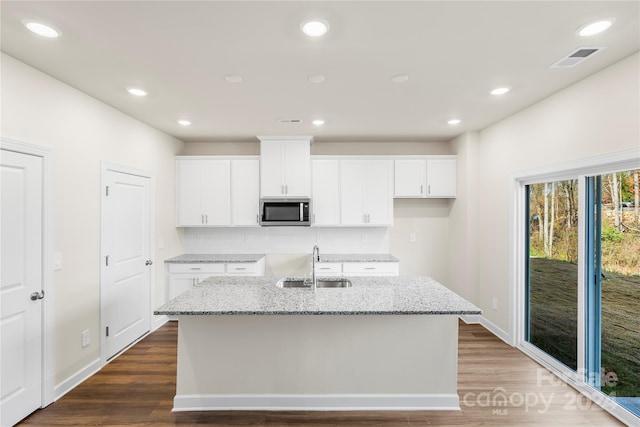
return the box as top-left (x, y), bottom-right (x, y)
top-left (153, 315), bottom-right (169, 331)
top-left (53, 357), bottom-right (101, 401)
top-left (460, 314), bottom-right (512, 346)
top-left (172, 393), bottom-right (460, 412)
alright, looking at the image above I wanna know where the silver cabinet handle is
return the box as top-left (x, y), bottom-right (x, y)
top-left (256, 214), bottom-right (260, 224)
top-left (205, 214), bottom-right (208, 224)
top-left (201, 214), bottom-right (205, 224)
top-left (427, 185), bottom-right (431, 195)
top-left (145, 260), bottom-right (153, 266)
top-left (281, 185), bottom-right (285, 194)
top-left (365, 267), bottom-right (376, 270)
top-left (30, 290), bottom-right (45, 301)
top-left (234, 267), bottom-right (246, 271)
top-left (190, 267), bottom-right (201, 270)
top-left (420, 184), bottom-right (424, 195)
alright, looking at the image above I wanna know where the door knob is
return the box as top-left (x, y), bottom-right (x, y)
top-left (145, 260), bottom-right (153, 266)
top-left (30, 290), bottom-right (45, 301)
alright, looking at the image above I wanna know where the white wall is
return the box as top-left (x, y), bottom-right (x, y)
top-left (1, 54), bottom-right (184, 388)
top-left (452, 52), bottom-right (640, 334)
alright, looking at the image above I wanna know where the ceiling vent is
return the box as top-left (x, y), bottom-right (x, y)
top-left (550, 47), bottom-right (604, 68)
top-left (278, 119), bottom-right (302, 124)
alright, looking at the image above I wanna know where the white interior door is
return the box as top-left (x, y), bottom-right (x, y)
top-left (1, 150), bottom-right (43, 426)
top-left (102, 169), bottom-right (151, 360)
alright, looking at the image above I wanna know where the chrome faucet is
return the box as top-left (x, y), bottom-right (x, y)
top-left (311, 245), bottom-right (320, 292)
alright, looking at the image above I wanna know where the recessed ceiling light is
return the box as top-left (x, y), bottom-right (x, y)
top-left (308, 74), bottom-right (326, 84)
top-left (224, 74), bottom-right (243, 83)
top-left (577, 19), bottom-right (614, 37)
top-left (447, 119), bottom-right (462, 125)
top-left (23, 20), bottom-right (60, 38)
top-left (490, 87), bottom-right (510, 96)
top-left (391, 74), bottom-right (410, 83)
top-left (301, 20), bottom-right (329, 37)
top-left (312, 119), bottom-right (325, 126)
top-left (127, 87), bottom-right (148, 97)
top-left (177, 120), bottom-right (191, 126)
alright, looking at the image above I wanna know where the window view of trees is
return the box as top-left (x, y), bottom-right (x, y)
top-left (527, 169), bottom-right (639, 414)
top-left (527, 179), bottom-right (579, 370)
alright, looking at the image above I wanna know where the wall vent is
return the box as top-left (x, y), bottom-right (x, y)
top-left (278, 119), bottom-right (302, 124)
top-left (550, 47), bottom-right (604, 68)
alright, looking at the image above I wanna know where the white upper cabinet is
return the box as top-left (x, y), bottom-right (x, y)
top-left (394, 159), bottom-right (427, 197)
top-left (340, 159), bottom-right (393, 226)
top-left (231, 159), bottom-right (260, 226)
top-left (176, 159), bottom-right (230, 226)
top-left (259, 136), bottom-right (311, 198)
top-left (312, 159), bottom-right (341, 226)
top-left (394, 157), bottom-right (457, 198)
top-left (426, 158), bottom-right (457, 198)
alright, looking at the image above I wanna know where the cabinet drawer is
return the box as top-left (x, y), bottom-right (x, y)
top-left (314, 263), bottom-right (342, 275)
top-left (226, 263), bottom-right (258, 275)
top-left (168, 263), bottom-right (225, 274)
top-left (343, 262), bottom-right (399, 276)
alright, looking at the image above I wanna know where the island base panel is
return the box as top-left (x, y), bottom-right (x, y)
top-left (173, 315), bottom-right (460, 411)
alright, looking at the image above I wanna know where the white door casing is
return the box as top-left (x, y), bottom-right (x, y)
top-left (101, 165), bottom-right (152, 360)
top-left (1, 150), bottom-right (43, 426)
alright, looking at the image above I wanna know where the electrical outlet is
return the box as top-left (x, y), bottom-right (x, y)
top-left (410, 233), bottom-right (416, 243)
top-left (81, 329), bottom-right (90, 348)
top-left (492, 297), bottom-right (498, 311)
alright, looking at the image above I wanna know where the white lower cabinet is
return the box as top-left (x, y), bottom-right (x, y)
top-left (168, 263), bottom-right (225, 299)
top-left (315, 262), bottom-right (399, 277)
top-left (167, 259), bottom-right (265, 299)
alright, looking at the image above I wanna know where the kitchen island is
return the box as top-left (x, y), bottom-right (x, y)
top-left (155, 276), bottom-right (481, 412)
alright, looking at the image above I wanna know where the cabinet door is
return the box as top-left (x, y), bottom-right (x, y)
top-left (260, 140), bottom-right (285, 197)
top-left (340, 160), bottom-right (366, 225)
top-left (176, 160), bottom-right (204, 226)
top-left (426, 159), bottom-right (456, 198)
top-left (282, 140), bottom-right (310, 197)
top-left (394, 159), bottom-right (426, 198)
top-left (365, 160), bottom-right (393, 226)
top-left (201, 160), bottom-right (231, 225)
top-left (169, 275), bottom-right (196, 299)
top-left (232, 159), bottom-right (260, 226)
top-left (312, 159), bottom-right (340, 226)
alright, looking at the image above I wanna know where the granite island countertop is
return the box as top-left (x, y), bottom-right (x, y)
top-left (318, 254), bottom-right (399, 263)
top-left (164, 254), bottom-right (265, 263)
top-left (154, 275), bottom-right (481, 316)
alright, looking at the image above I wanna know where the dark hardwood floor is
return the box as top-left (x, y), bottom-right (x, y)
top-left (19, 320), bottom-right (624, 426)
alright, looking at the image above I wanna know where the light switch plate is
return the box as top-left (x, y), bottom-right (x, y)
top-left (54, 252), bottom-right (62, 271)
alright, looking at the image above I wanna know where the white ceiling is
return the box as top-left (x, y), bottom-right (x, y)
top-left (1, 1), bottom-right (638, 143)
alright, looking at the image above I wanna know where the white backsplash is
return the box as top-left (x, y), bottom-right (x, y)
top-left (181, 227), bottom-right (390, 254)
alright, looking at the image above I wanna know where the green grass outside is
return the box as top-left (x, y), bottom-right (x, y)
top-left (529, 257), bottom-right (640, 397)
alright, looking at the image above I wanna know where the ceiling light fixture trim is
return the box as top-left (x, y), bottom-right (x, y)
top-left (577, 18), bottom-right (614, 37)
top-left (312, 119), bottom-right (325, 126)
top-left (23, 20), bottom-right (61, 38)
top-left (308, 74), bottom-right (326, 84)
top-left (490, 87), bottom-right (510, 96)
top-left (447, 119), bottom-right (462, 125)
top-left (127, 87), bottom-right (148, 97)
top-left (301, 19), bottom-right (329, 37)
top-left (224, 74), bottom-right (243, 83)
top-left (391, 74), bottom-right (410, 83)
top-left (178, 119), bottom-right (192, 126)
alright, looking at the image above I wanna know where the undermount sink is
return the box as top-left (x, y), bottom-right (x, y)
top-left (276, 278), bottom-right (352, 289)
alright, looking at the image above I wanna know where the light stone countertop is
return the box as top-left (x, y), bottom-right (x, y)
top-left (318, 254), bottom-right (399, 263)
top-left (154, 275), bottom-right (481, 316)
top-left (164, 254), bottom-right (265, 263)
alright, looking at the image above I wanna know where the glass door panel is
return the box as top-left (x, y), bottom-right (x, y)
top-left (589, 170), bottom-right (640, 417)
top-left (526, 180), bottom-right (579, 370)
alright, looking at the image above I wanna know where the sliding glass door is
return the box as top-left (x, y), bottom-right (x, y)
top-left (524, 167), bottom-right (639, 421)
top-left (587, 170), bottom-right (640, 417)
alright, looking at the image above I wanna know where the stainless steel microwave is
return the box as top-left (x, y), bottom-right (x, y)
top-left (260, 199), bottom-right (311, 226)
